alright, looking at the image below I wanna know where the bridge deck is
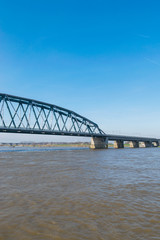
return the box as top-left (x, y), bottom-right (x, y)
top-left (0, 127), bottom-right (158, 143)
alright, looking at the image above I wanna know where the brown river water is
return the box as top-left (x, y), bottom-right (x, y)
top-left (0, 147), bottom-right (160, 240)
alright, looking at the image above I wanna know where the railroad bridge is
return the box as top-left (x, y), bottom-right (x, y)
top-left (0, 93), bottom-right (159, 149)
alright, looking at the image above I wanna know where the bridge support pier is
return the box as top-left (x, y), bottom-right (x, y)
top-left (90, 137), bottom-right (108, 149)
top-left (129, 141), bottom-right (139, 148)
top-left (140, 141), bottom-right (152, 148)
top-left (145, 141), bottom-right (152, 148)
top-left (114, 140), bottom-right (124, 149)
top-left (152, 141), bottom-right (159, 147)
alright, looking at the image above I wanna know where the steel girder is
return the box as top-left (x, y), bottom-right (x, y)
top-left (0, 93), bottom-right (105, 137)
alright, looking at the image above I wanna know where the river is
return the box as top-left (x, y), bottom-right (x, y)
top-left (0, 147), bottom-right (160, 240)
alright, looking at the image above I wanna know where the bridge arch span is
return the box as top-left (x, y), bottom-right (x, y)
top-left (0, 93), bottom-right (105, 137)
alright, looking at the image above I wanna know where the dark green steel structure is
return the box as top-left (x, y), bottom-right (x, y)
top-left (0, 93), bottom-right (105, 137)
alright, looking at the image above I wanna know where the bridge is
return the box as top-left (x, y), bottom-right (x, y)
top-left (0, 93), bottom-right (159, 149)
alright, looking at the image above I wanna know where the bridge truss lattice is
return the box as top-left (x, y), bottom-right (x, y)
top-left (0, 93), bottom-right (105, 137)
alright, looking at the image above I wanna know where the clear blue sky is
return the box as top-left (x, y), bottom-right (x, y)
top-left (0, 0), bottom-right (160, 142)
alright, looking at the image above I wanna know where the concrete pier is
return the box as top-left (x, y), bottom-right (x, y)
top-left (114, 140), bottom-right (124, 149)
top-left (140, 141), bottom-right (152, 148)
top-left (129, 141), bottom-right (139, 148)
top-left (90, 137), bottom-right (108, 149)
top-left (139, 141), bottom-right (152, 148)
top-left (152, 141), bottom-right (159, 147)
top-left (144, 141), bottom-right (152, 147)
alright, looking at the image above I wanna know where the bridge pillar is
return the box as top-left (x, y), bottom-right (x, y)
top-left (143, 141), bottom-right (152, 148)
top-left (90, 137), bottom-right (108, 149)
top-left (114, 140), bottom-right (124, 149)
top-left (152, 141), bottom-right (159, 147)
top-left (129, 141), bottom-right (139, 148)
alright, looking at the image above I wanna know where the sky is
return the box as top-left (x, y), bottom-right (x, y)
top-left (0, 0), bottom-right (160, 142)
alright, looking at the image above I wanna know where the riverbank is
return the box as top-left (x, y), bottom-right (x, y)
top-left (0, 142), bottom-right (138, 148)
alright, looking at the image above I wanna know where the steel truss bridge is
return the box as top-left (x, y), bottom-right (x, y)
top-left (0, 93), bottom-right (159, 148)
top-left (0, 93), bottom-right (104, 137)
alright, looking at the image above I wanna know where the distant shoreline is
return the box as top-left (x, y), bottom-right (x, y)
top-left (0, 142), bottom-right (90, 148)
top-left (1, 142), bottom-right (159, 148)
top-left (0, 142), bottom-right (128, 148)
